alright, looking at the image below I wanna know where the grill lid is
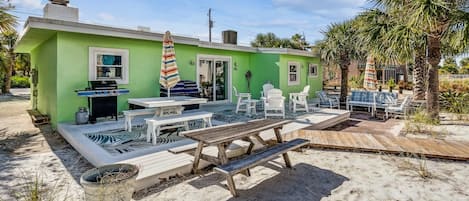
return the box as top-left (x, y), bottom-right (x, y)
top-left (89, 80), bottom-right (118, 90)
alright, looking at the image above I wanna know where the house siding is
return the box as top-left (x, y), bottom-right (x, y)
top-left (29, 31), bottom-right (320, 126)
top-left (31, 34), bottom-right (58, 126)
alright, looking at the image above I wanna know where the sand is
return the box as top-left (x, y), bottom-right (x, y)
top-left (137, 150), bottom-right (469, 201)
top-left (1, 94), bottom-right (469, 201)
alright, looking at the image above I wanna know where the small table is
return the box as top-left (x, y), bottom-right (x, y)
top-left (246, 99), bottom-right (259, 115)
top-left (183, 119), bottom-right (291, 172)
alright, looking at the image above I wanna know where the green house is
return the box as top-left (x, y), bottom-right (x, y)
top-left (16, 6), bottom-right (322, 127)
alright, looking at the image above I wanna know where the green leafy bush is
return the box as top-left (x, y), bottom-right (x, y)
top-left (349, 73), bottom-right (364, 89)
top-left (11, 75), bottom-right (30, 88)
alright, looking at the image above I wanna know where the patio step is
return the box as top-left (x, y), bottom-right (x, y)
top-left (119, 151), bottom-right (194, 190)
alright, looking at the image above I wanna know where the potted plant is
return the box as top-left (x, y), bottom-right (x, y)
top-left (80, 163), bottom-right (139, 201)
top-left (387, 79), bottom-right (396, 93)
top-left (398, 80), bottom-right (405, 94)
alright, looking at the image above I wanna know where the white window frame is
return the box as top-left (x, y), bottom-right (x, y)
top-left (89, 47), bottom-right (129, 84)
top-left (287, 61), bottom-right (300, 86)
top-left (308, 63), bottom-right (318, 77)
top-left (196, 54), bottom-right (232, 103)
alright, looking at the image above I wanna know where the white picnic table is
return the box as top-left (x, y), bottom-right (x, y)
top-left (128, 96), bottom-right (208, 108)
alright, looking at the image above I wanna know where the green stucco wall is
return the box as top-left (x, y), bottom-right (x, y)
top-left (28, 30), bottom-right (320, 125)
top-left (56, 32), bottom-right (162, 123)
top-left (279, 54), bottom-right (322, 98)
top-left (30, 34), bottom-right (58, 125)
top-left (249, 53), bottom-right (280, 99)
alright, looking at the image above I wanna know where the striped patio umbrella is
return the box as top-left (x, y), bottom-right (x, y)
top-left (363, 56), bottom-right (378, 90)
top-left (159, 31), bottom-right (180, 97)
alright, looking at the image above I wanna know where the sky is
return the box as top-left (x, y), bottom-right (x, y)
top-left (8, 0), bottom-right (371, 46)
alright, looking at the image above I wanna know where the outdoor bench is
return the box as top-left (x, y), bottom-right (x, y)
top-left (123, 106), bottom-right (184, 132)
top-left (346, 91), bottom-right (397, 116)
top-left (145, 111), bottom-right (213, 145)
top-left (213, 138), bottom-right (310, 197)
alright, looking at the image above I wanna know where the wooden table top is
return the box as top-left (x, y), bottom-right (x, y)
top-left (183, 119), bottom-right (291, 145)
top-left (127, 96), bottom-right (208, 108)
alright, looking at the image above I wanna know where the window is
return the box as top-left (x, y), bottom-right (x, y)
top-left (308, 63), bottom-right (318, 77)
top-left (89, 47), bottom-right (129, 84)
top-left (287, 61), bottom-right (300, 86)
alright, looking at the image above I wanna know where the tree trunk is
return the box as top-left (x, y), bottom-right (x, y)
top-left (2, 64), bottom-right (12, 94)
top-left (413, 47), bottom-right (426, 100)
top-left (2, 51), bottom-right (15, 94)
top-left (426, 35), bottom-right (440, 120)
top-left (339, 57), bottom-right (351, 103)
top-left (340, 67), bottom-right (348, 103)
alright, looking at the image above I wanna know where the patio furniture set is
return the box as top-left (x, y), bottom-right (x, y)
top-left (234, 83), bottom-right (314, 118)
top-left (345, 90), bottom-right (412, 119)
top-left (123, 96), bottom-right (212, 145)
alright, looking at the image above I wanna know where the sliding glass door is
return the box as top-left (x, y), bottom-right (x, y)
top-left (198, 56), bottom-right (230, 102)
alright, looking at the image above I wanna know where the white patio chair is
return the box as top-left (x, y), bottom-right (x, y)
top-left (264, 89), bottom-right (285, 118)
top-left (260, 83), bottom-right (274, 98)
top-left (289, 85), bottom-right (310, 113)
top-left (316, 91), bottom-right (340, 109)
top-left (385, 95), bottom-right (411, 119)
top-left (233, 86), bottom-right (251, 113)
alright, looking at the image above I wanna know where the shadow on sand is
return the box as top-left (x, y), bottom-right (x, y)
top-left (189, 162), bottom-right (348, 201)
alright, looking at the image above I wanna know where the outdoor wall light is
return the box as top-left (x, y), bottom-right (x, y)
top-left (233, 62), bottom-right (238, 70)
top-left (189, 60), bottom-right (195, 65)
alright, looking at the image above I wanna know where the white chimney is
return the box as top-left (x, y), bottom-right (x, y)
top-left (43, 3), bottom-right (79, 22)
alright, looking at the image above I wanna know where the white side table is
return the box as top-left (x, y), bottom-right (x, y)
top-left (246, 99), bottom-right (259, 115)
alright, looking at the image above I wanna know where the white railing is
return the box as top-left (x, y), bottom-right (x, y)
top-left (440, 74), bottom-right (469, 80)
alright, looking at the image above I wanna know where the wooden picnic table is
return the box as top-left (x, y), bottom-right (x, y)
top-left (183, 119), bottom-right (291, 172)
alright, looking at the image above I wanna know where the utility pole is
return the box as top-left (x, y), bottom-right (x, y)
top-left (208, 8), bottom-right (213, 43)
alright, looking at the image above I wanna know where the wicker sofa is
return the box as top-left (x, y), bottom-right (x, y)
top-left (346, 91), bottom-right (397, 116)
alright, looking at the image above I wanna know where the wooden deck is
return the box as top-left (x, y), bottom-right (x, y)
top-left (285, 130), bottom-right (469, 161)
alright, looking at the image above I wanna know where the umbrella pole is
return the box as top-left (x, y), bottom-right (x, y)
top-left (168, 88), bottom-right (171, 97)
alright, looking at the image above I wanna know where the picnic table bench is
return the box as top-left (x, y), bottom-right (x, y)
top-left (183, 119), bottom-right (310, 197)
top-left (145, 110), bottom-right (213, 145)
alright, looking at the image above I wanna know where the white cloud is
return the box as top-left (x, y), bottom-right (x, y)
top-left (10, 0), bottom-right (44, 10)
top-left (97, 12), bottom-right (115, 21)
top-left (272, 0), bottom-right (367, 19)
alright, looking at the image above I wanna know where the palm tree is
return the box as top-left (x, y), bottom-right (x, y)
top-left (1, 31), bottom-right (18, 93)
top-left (356, 7), bottom-right (428, 100)
top-left (0, 3), bottom-right (16, 33)
top-left (373, 0), bottom-right (469, 119)
top-left (318, 20), bottom-right (364, 102)
top-left (251, 32), bottom-right (281, 48)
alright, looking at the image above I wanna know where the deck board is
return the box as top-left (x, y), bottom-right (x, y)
top-left (289, 130), bottom-right (469, 161)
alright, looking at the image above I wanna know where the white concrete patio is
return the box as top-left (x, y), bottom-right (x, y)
top-left (57, 105), bottom-right (350, 190)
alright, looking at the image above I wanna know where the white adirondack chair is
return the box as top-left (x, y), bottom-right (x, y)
top-left (260, 83), bottom-right (274, 98)
top-left (289, 85), bottom-right (310, 113)
top-left (264, 88), bottom-right (285, 118)
top-left (233, 86), bottom-right (251, 113)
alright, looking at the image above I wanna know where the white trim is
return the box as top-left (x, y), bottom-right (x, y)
top-left (287, 61), bottom-right (301, 86)
top-left (196, 54), bottom-right (232, 102)
top-left (258, 48), bottom-right (316, 57)
top-left (89, 47), bottom-right (129, 84)
top-left (308, 63), bottom-right (319, 77)
top-left (19, 17), bottom-right (317, 57)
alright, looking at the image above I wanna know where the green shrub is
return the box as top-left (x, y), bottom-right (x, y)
top-left (11, 75), bottom-right (30, 88)
top-left (349, 73), bottom-right (364, 89)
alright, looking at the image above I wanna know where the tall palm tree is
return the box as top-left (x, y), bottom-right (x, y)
top-left (373, 0), bottom-right (469, 119)
top-left (318, 20), bottom-right (364, 102)
top-left (355, 8), bottom-right (428, 100)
